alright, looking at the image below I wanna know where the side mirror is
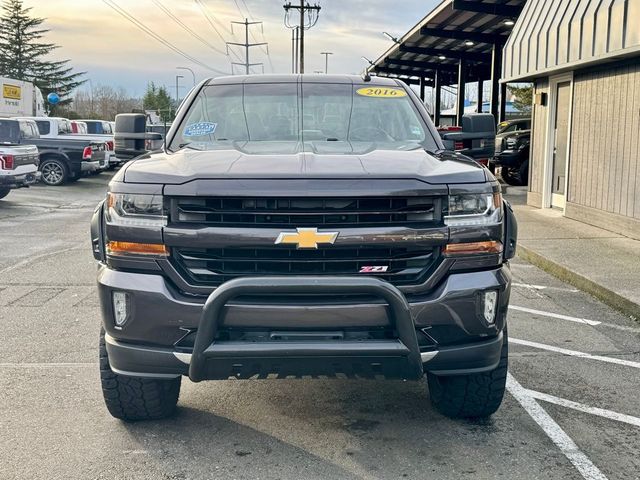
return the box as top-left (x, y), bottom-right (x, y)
top-left (114, 113), bottom-right (163, 161)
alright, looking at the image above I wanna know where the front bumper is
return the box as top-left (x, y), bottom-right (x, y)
top-left (99, 266), bottom-right (511, 381)
top-left (493, 150), bottom-right (522, 167)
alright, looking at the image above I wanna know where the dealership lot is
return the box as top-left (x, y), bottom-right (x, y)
top-left (1, 175), bottom-right (639, 480)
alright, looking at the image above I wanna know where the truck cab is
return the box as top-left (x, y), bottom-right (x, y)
top-left (92, 75), bottom-right (517, 421)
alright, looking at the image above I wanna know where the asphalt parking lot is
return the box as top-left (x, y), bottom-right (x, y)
top-left (1, 174), bottom-right (640, 480)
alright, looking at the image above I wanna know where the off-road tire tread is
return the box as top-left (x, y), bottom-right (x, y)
top-left (518, 160), bottom-right (529, 187)
top-left (427, 333), bottom-right (508, 419)
top-left (99, 329), bottom-right (181, 421)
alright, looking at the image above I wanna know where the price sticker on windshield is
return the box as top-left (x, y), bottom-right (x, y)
top-left (356, 87), bottom-right (407, 98)
top-left (184, 122), bottom-right (217, 137)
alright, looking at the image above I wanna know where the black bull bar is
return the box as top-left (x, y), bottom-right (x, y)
top-left (188, 276), bottom-right (424, 382)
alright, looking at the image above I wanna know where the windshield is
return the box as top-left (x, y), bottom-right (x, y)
top-left (0, 120), bottom-right (21, 144)
top-left (170, 83), bottom-right (438, 154)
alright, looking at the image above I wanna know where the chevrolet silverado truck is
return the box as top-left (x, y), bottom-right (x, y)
top-left (91, 75), bottom-right (517, 421)
top-left (0, 119), bottom-right (40, 200)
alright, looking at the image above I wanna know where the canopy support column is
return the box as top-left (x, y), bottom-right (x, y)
top-left (490, 42), bottom-right (502, 121)
top-left (456, 60), bottom-right (467, 126)
top-left (499, 82), bottom-right (508, 122)
top-left (433, 69), bottom-right (442, 126)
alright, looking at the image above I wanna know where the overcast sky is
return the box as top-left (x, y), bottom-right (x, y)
top-left (24, 0), bottom-right (440, 97)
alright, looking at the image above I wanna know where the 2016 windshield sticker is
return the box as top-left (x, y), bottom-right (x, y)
top-left (183, 122), bottom-right (217, 137)
top-left (356, 87), bottom-right (407, 98)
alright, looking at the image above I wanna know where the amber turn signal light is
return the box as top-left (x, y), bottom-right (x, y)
top-left (106, 241), bottom-right (168, 256)
top-left (444, 241), bottom-right (503, 256)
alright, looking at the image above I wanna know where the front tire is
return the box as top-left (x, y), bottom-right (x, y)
top-left (501, 168), bottom-right (523, 186)
top-left (99, 329), bottom-right (181, 421)
top-left (39, 158), bottom-right (68, 186)
top-left (427, 331), bottom-right (508, 419)
top-left (518, 160), bottom-right (529, 186)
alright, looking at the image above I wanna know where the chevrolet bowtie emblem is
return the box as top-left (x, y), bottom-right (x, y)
top-left (275, 227), bottom-right (339, 249)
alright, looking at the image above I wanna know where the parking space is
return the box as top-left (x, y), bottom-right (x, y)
top-left (1, 176), bottom-right (639, 479)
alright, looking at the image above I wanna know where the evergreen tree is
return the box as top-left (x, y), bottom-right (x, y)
top-left (0, 0), bottom-right (85, 113)
top-left (142, 82), bottom-right (159, 111)
top-left (156, 86), bottom-right (174, 122)
top-left (508, 84), bottom-right (533, 114)
top-left (142, 82), bottom-right (174, 122)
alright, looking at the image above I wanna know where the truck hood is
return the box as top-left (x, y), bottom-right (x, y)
top-left (123, 144), bottom-right (487, 185)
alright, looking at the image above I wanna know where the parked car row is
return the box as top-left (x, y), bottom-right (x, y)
top-left (0, 116), bottom-right (119, 200)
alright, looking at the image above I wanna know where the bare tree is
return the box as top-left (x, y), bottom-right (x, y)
top-left (72, 84), bottom-right (141, 120)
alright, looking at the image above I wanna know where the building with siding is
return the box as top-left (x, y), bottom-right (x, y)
top-left (503, 0), bottom-right (640, 239)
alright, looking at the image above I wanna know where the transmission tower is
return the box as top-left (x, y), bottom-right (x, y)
top-left (226, 19), bottom-right (268, 75)
top-left (283, 1), bottom-right (321, 74)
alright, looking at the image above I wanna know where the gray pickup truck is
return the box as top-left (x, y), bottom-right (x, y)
top-left (91, 75), bottom-right (517, 421)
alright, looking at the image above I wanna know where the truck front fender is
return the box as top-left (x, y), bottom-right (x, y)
top-left (91, 200), bottom-right (106, 262)
top-left (503, 200), bottom-right (518, 260)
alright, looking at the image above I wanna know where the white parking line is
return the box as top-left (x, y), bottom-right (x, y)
top-left (510, 306), bottom-right (602, 326)
top-left (510, 305), bottom-right (640, 333)
top-left (513, 283), bottom-right (579, 293)
top-left (507, 374), bottom-right (608, 480)
top-left (511, 338), bottom-right (640, 369)
top-left (525, 388), bottom-right (640, 428)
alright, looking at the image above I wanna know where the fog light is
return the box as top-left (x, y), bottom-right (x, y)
top-left (112, 291), bottom-right (130, 327)
top-left (483, 290), bottom-right (498, 324)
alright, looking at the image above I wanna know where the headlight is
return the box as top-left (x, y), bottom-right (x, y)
top-left (106, 193), bottom-right (166, 227)
top-left (505, 137), bottom-right (518, 150)
top-left (445, 193), bottom-right (502, 226)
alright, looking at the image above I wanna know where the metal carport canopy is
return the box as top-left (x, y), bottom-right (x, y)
top-left (366, 0), bottom-right (526, 125)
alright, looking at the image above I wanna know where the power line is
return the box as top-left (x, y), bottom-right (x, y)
top-left (227, 19), bottom-right (266, 75)
top-left (229, 0), bottom-right (273, 72)
top-left (194, 0), bottom-right (244, 63)
top-left (102, 0), bottom-right (228, 74)
top-left (151, 0), bottom-right (228, 56)
top-left (231, 0), bottom-right (274, 72)
top-left (194, 0), bottom-right (233, 43)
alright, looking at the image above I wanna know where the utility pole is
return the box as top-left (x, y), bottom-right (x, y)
top-left (227, 19), bottom-right (267, 75)
top-left (291, 26), bottom-right (300, 73)
top-left (283, 1), bottom-right (321, 73)
top-left (320, 51), bottom-right (333, 73)
top-left (175, 75), bottom-right (184, 103)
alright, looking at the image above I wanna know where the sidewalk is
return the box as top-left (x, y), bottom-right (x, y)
top-left (504, 187), bottom-right (640, 321)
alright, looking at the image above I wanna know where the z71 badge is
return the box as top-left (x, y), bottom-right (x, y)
top-left (359, 266), bottom-right (389, 273)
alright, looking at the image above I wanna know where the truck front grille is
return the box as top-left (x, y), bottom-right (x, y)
top-left (172, 245), bottom-right (439, 287)
top-left (171, 196), bottom-right (441, 228)
top-left (168, 195), bottom-right (444, 288)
